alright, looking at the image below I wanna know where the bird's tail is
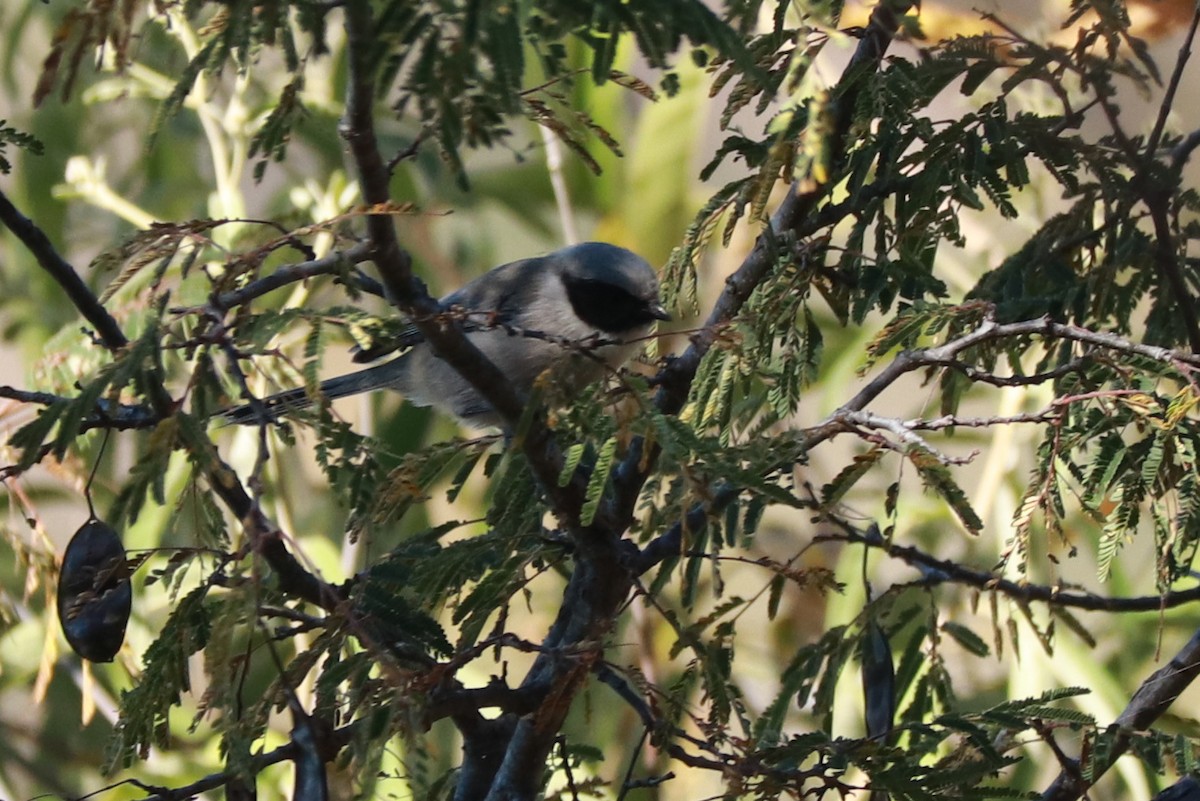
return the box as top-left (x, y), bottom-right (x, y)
top-left (220, 359), bottom-right (408, 425)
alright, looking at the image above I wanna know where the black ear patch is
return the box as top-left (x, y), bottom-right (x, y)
top-left (563, 275), bottom-right (658, 334)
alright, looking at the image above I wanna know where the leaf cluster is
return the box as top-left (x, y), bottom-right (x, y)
top-left (8, 1), bottom-right (1200, 800)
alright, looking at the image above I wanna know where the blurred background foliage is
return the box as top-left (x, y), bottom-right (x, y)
top-left (0, 1), bottom-right (1199, 800)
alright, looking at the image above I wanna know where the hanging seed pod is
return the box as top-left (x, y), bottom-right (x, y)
top-left (861, 618), bottom-right (896, 742)
top-left (56, 518), bottom-right (132, 662)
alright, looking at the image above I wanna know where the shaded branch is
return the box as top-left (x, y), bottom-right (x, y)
top-left (1041, 625), bottom-right (1200, 801)
top-left (0, 187), bottom-right (128, 350)
top-left (822, 315), bottom-right (1200, 436)
top-left (123, 723), bottom-right (354, 801)
top-left (940, 356), bottom-right (1090, 388)
top-left (637, 486), bottom-right (731, 574)
top-left (0, 386), bottom-right (160, 431)
top-left (1143, 6), bottom-right (1200, 353)
top-left (826, 525), bottom-right (1200, 613)
top-left (213, 242), bottom-right (374, 309)
top-left (339, 0), bottom-right (586, 533)
top-left (1172, 129), bottom-right (1200, 172)
top-left (1146, 6), bottom-right (1200, 160)
top-left (1145, 185), bottom-right (1199, 353)
top-left (427, 681), bottom-right (543, 720)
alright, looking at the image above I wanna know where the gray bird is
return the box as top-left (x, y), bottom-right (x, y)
top-left (225, 242), bottom-right (670, 428)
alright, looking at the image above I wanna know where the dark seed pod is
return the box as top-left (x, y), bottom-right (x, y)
top-left (56, 518), bottom-right (132, 662)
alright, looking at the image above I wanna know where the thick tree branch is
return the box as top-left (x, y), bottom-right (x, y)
top-left (338, 35), bottom-right (632, 790)
top-left (335, 4), bottom-right (635, 799)
top-left (1041, 625), bottom-right (1200, 801)
top-left (342, 22), bottom-right (496, 396)
top-left (339, 4), bottom-right (520, 426)
top-left (335, 18), bottom-right (626, 794)
top-left (340, 14), bottom-right (919, 793)
top-left (0, 187), bottom-right (129, 350)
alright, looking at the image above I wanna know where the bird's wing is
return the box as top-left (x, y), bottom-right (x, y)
top-left (440, 256), bottom-right (542, 319)
top-left (351, 257), bottom-right (540, 363)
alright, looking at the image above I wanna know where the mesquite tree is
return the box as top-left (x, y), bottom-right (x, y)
top-left (2, 1), bottom-right (1200, 800)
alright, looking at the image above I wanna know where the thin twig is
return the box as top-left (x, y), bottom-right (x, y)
top-left (0, 386), bottom-right (160, 431)
top-left (540, 126), bottom-right (579, 245)
top-left (0, 386), bottom-right (65, 407)
top-left (1146, 6), bottom-right (1200, 159)
top-left (213, 242), bottom-right (373, 309)
top-left (128, 723), bottom-right (354, 801)
top-left (1144, 185), bottom-right (1198, 353)
top-left (828, 315), bottom-right (1200, 430)
top-left (903, 410), bottom-right (1059, 430)
top-left (385, 129), bottom-right (431, 175)
top-left (636, 312), bottom-right (1200, 574)
top-left (826, 525), bottom-right (1200, 613)
top-left (836, 410), bottom-right (978, 465)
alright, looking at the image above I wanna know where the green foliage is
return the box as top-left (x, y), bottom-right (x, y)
top-left (0, 118), bottom-right (41, 173)
top-left (1015, 381), bottom-right (1200, 587)
top-left (107, 585), bottom-right (213, 768)
top-left (356, 559), bottom-right (454, 657)
top-left (908, 446), bottom-right (984, 535)
top-left (6, 1), bottom-right (1200, 801)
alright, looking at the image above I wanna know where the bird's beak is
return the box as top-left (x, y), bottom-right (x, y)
top-left (651, 303), bottom-right (672, 322)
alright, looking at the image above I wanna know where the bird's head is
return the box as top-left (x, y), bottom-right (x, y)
top-left (556, 242), bottom-right (671, 336)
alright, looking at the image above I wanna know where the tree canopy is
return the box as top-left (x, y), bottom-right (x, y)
top-left (2, 1), bottom-right (1200, 800)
